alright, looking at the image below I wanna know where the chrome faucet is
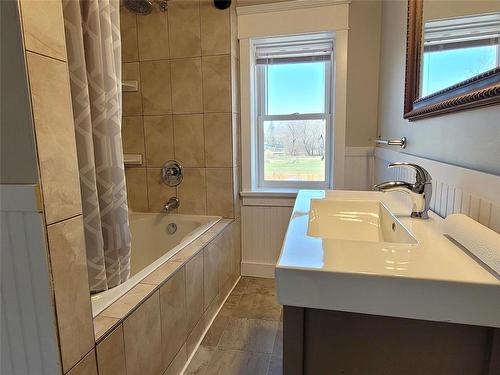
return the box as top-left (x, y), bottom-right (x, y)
top-left (374, 162), bottom-right (432, 219)
top-left (164, 197), bottom-right (180, 213)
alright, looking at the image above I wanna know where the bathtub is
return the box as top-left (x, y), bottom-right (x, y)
top-left (91, 212), bottom-right (220, 317)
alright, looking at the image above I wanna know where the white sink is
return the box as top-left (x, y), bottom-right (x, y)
top-left (308, 199), bottom-right (417, 244)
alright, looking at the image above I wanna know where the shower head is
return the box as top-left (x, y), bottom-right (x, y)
top-left (123, 0), bottom-right (153, 14)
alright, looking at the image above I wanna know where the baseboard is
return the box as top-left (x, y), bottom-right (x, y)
top-left (241, 262), bottom-right (276, 278)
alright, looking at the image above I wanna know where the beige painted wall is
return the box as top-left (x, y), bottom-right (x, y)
top-left (237, 0), bottom-right (383, 147)
top-left (423, 0), bottom-right (500, 21)
top-left (377, 0), bottom-right (500, 175)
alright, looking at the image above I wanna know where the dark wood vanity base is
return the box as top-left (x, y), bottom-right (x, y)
top-left (283, 306), bottom-right (500, 375)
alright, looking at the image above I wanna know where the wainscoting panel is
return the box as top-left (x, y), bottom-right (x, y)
top-left (375, 148), bottom-right (500, 233)
top-left (0, 185), bottom-right (61, 375)
top-left (241, 205), bottom-right (293, 278)
top-left (344, 146), bottom-right (374, 191)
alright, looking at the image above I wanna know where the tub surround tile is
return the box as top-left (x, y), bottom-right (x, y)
top-left (122, 116), bottom-right (145, 156)
top-left (187, 312), bottom-right (207, 355)
top-left (170, 59), bottom-right (203, 114)
top-left (206, 168), bottom-right (234, 218)
top-left (101, 283), bottom-right (156, 320)
top-left (120, 7), bottom-right (139, 62)
top-left (202, 55), bottom-right (231, 113)
top-left (178, 168), bottom-right (207, 215)
top-left (123, 291), bottom-right (163, 375)
top-left (159, 267), bottom-right (188, 368)
top-left (96, 325), bottom-right (127, 375)
top-left (140, 60), bottom-right (172, 115)
top-left (168, 0), bottom-right (201, 58)
top-left (173, 114), bottom-right (205, 167)
top-left (170, 240), bottom-right (203, 264)
top-left (19, 0), bottom-right (67, 61)
top-left (67, 350), bottom-right (98, 375)
top-left (204, 113), bottom-right (233, 167)
top-left (26, 52), bottom-right (82, 225)
top-left (47, 216), bottom-right (94, 373)
top-left (122, 62), bottom-right (143, 115)
top-left (145, 168), bottom-right (177, 212)
top-left (186, 252), bottom-right (205, 333)
top-left (231, 56), bottom-right (240, 113)
top-left (125, 168), bottom-right (149, 212)
top-left (94, 316), bottom-right (120, 342)
top-left (203, 241), bottom-right (220, 310)
top-left (142, 259), bottom-right (183, 285)
top-left (200, 0), bottom-right (230, 55)
top-left (144, 115), bottom-right (174, 167)
top-left (164, 344), bottom-right (188, 375)
top-left (137, 8), bottom-right (169, 61)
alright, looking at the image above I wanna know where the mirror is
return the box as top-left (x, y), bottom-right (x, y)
top-left (404, 0), bottom-right (500, 120)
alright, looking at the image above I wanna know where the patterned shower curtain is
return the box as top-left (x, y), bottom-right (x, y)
top-left (63, 0), bottom-right (131, 292)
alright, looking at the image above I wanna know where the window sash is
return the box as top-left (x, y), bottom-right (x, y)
top-left (254, 47), bottom-right (334, 190)
top-left (256, 113), bottom-right (332, 189)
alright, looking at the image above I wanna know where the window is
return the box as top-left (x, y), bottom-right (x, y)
top-left (253, 34), bottom-right (334, 189)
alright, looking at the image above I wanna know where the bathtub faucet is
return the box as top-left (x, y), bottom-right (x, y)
top-left (164, 197), bottom-right (180, 213)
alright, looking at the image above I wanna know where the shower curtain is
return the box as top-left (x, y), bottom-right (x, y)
top-left (63, 0), bottom-right (131, 292)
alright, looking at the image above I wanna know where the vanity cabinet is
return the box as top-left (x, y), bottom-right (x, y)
top-left (283, 306), bottom-right (500, 375)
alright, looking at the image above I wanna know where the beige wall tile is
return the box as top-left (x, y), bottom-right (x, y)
top-left (144, 115), bottom-right (174, 167)
top-left (173, 114), bottom-right (204, 167)
top-left (202, 55), bottom-right (231, 113)
top-left (232, 113), bottom-right (240, 167)
top-left (231, 220), bottom-right (242, 275)
top-left (178, 168), bottom-right (206, 215)
top-left (123, 62), bottom-right (143, 115)
top-left (19, 0), bottom-right (66, 60)
top-left (233, 166), bottom-right (241, 219)
top-left (141, 60), bottom-right (172, 114)
top-left (168, 0), bottom-right (201, 58)
top-left (159, 267), bottom-right (188, 369)
top-left (186, 252), bottom-right (204, 333)
top-left (186, 314), bottom-right (207, 355)
top-left (47, 216), bottom-right (94, 373)
top-left (137, 8), bottom-right (169, 60)
top-left (170, 58), bottom-right (203, 114)
top-left (67, 350), bottom-right (98, 375)
top-left (146, 168), bottom-right (177, 212)
top-left (217, 229), bottom-right (233, 289)
top-left (122, 116), bottom-right (145, 156)
top-left (200, 0), bottom-right (230, 55)
top-left (26, 52), bottom-right (82, 225)
top-left (96, 325), bottom-right (127, 375)
top-left (142, 260), bottom-right (182, 285)
top-left (206, 168), bottom-right (234, 218)
top-left (120, 6), bottom-right (139, 62)
top-left (163, 344), bottom-right (187, 375)
top-left (94, 315), bottom-right (119, 342)
top-left (230, 4), bottom-right (239, 57)
top-left (101, 283), bottom-right (155, 319)
top-left (125, 168), bottom-right (149, 212)
top-left (123, 291), bottom-right (163, 375)
top-left (203, 241), bottom-right (220, 310)
top-left (204, 113), bottom-right (232, 167)
top-left (231, 55), bottom-right (240, 113)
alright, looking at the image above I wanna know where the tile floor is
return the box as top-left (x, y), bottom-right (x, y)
top-left (185, 277), bottom-right (283, 375)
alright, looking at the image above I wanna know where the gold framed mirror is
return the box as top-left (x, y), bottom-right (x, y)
top-left (404, 0), bottom-right (500, 121)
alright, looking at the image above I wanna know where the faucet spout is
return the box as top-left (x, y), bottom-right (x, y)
top-left (373, 163), bottom-right (432, 219)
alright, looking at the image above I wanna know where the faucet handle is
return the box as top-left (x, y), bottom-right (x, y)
top-left (388, 162), bottom-right (431, 185)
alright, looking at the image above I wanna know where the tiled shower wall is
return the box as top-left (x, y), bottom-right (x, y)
top-left (120, 0), bottom-right (240, 219)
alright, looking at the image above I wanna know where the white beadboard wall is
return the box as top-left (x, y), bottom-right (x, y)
top-left (241, 147), bottom-right (374, 278)
top-left (375, 148), bottom-right (500, 233)
top-left (0, 185), bottom-right (61, 375)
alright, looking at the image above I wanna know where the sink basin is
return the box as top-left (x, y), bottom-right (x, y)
top-left (307, 199), bottom-right (417, 244)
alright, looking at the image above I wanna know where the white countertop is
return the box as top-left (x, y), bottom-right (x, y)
top-left (275, 190), bottom-right (500, 328)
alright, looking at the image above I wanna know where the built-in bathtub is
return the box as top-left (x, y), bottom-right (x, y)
top-left (91, 212), bottom-right (220, 317)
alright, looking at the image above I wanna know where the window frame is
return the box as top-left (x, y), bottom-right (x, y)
top-left (253, 40), bottom-right (335, 190)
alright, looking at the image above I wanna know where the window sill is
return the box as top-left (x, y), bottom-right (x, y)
top-left (240, 189), bottom-right (298, 207)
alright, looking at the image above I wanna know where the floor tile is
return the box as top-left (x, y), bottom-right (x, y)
top-left (218, 294), bottom-right (242, 317)
top-left (184, 346), bottom-right (215, 375)
top-left (201, 315), bottom-right (229, 347)
top-left (218, 318), bottom-right (279, 354)
top-left (267, 355), bottom-right (283, 375)
top-left (204, 349), bottom-right (270, 375)
top-left (233, 293), bottom-right (281, 321)
top-left (272, 322), bottom-right (283, 358)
